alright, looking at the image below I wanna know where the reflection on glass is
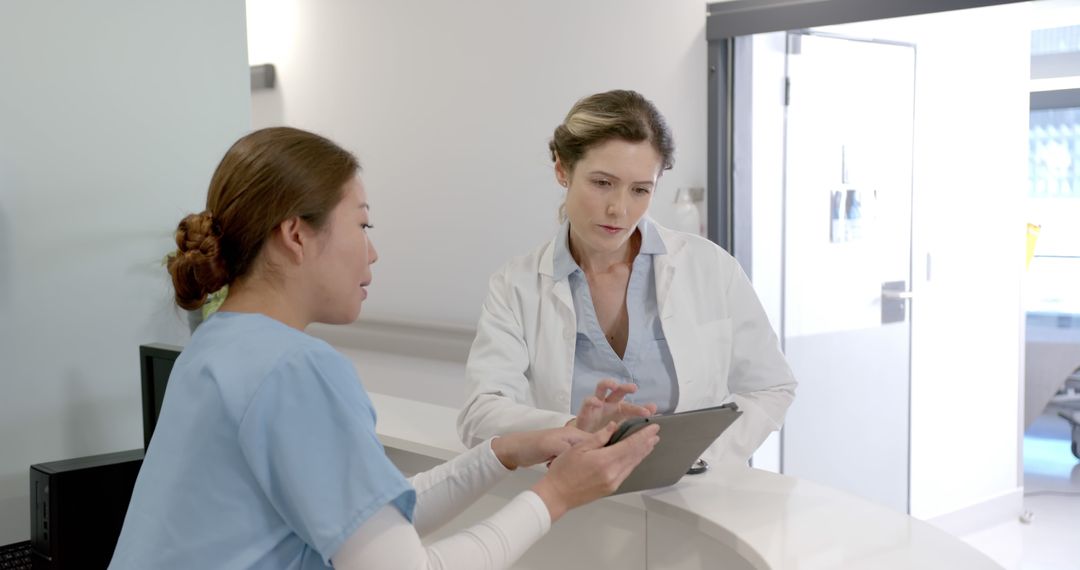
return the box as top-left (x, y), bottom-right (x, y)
top-left (1028, 107), bottom-right (1080, 333)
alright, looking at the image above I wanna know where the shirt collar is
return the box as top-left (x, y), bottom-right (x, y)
top-left (637, 217), bottom-right (666, 255)
top-left (552, 217), bottom-right (666, 281)
top-left (551, 222), bottom-right (578, 281)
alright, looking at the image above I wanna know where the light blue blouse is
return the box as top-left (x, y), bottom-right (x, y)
top-left (110, 312), bottom-right (415, 569)
top-left (553, 218), bottom-right (680, 414)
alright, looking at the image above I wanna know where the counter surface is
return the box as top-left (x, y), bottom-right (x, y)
top-left (347, 349), bottom-right (999, 569)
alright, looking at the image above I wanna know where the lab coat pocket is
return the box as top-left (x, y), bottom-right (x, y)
top-left (697, 318), bottom-right (734, 398)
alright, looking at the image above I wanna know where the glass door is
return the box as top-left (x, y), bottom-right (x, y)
top-left (780, 31), bottom-right (917, 512)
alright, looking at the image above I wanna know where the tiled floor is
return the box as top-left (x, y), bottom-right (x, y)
top-left (959, 407), bottom-right (1080, 570)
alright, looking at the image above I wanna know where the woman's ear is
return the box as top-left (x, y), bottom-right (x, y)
top-left (554, 156), bottom-right (569, 188)
top-left (273, 216), bottom-right (307, 264)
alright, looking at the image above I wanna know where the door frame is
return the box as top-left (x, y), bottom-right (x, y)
top-left (705, 0), bottom-right (1026, 44)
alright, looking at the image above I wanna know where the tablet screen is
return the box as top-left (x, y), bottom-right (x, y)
top-left (602, 402), bottom-right (742, 494)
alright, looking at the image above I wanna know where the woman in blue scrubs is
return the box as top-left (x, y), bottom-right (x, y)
top-left (109, 127), bottom-right (658, 569)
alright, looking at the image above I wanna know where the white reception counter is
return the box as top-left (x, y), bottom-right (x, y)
top-left (339, 347), bottom-right (1002, 569)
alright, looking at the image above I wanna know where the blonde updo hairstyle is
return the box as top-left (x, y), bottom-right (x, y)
top-left (549, 90), bottom-right (675, 221)
top-left (168, 127), bottom-right (360, 310)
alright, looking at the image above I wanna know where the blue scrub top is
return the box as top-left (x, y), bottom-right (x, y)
top-left (110, 312), bottom-right (415, 569)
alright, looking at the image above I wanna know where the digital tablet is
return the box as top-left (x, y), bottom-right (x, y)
top-left (604, 402), bottom-right (742, 495)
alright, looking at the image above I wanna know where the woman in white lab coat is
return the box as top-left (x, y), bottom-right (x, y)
top-left (458, 90), bottom-right (797, 466)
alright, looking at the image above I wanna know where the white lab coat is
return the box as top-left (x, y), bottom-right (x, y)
top-left (457, 221), bottom-right (796, 465)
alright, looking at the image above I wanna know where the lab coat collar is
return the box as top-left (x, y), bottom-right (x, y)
top-left (652, 224), bottom-right (689, 319)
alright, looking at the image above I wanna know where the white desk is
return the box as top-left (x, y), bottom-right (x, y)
top-left (367, 390), bottom-right (1000, 569)
top-left (343, 350), bottom-right (1001, 569)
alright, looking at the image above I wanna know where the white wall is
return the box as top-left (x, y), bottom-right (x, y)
top-left (907, 7), bottom-right (1027, 521)
top-left (823, 6), bottom-right (1029, 520)
top-left (0, 1), bottom-right (251, 544)
top-left (246, 0), bottom-right (709, 326)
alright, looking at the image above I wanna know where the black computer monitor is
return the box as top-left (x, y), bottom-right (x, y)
top-left (139, 343), bottom-right (182, 449)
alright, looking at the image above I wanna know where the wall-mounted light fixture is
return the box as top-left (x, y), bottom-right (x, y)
top-left (250, 63), bottom-right (276, 91)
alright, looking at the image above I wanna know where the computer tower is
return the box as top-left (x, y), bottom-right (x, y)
top-left (139, 343), bottom-right (182, 449)
top-left (29, 449), bottom-right (143, 569)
